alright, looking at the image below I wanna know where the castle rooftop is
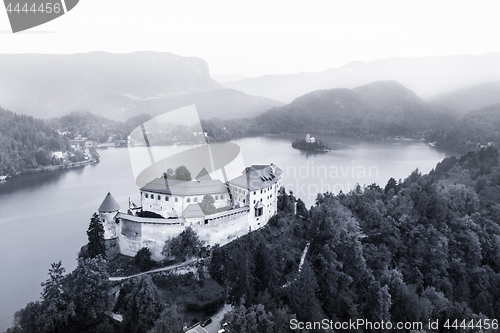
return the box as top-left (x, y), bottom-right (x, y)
top-left (140, 178), bottom-right (226, 196)
top-left (195, 167), bottom-right (212, 181)
top-left (98, 192), bottom-right (121, 212)
top-left (229, 164), bottom-right (283, 190)
top-left (182, 203), bottom-right (205, 218)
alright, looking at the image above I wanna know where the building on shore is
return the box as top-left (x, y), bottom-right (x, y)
top-left (99, 164), bottom-right (282, 260)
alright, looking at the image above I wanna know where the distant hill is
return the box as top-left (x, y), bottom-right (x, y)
top-left (136, 89), bottom-right (284, 120)
top-left (426, 103), bottom-right (500, 153)
top-left (0, 52), bottom-right (281, 120)
top-left (464, 103), bottom-right (500, 127)
top-left (0, 108), bottom-right (72, 175)
top-left (49, 110), bottom-right (149, 142)
top-left (427, 81), bottom-right (500, 117)
top-left (254, 81), bottom-right (450, 139)
top-left (224, 52), bottom-right (500, 103)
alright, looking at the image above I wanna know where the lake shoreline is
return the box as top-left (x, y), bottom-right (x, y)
top-left (3, 158), bottom-right (99, 181)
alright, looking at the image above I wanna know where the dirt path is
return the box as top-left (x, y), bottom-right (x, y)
top-left (109, 258), bottom-right (199, 281)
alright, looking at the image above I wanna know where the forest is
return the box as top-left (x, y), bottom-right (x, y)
top-left (0, 109), bottom-right (151, 176)
top-left (0, 108), bottom-right (72, 175)
top-left (3, 91), bottom-right (500, 178)
top-left (7, 146), bottom-right (500, 332)
top-left (426, 103), bottom-right (500, 153)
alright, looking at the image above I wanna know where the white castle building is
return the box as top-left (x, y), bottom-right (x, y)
top-left (98, 164), bottom-right (282, 260)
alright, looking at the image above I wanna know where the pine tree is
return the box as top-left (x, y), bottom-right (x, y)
top-left (87, 212), bottom-right (106, 259)
top-left (39, 261), bottom-right (75, 333)
top-left (149, 304), bottom-right (184, 333)
top-left (68, 256), bottom-right (111, 332)
top-left (122, 275), bottom-right (165, 333)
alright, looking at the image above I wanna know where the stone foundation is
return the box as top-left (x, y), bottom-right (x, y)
top-left (105, 237), bottom-right (119, 260)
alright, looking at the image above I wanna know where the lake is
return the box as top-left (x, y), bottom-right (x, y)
top-left (0, 135), bottom-right (451, 331)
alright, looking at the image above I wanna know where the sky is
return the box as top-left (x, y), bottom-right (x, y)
top-left (1, 0), bottom-right (499, 77)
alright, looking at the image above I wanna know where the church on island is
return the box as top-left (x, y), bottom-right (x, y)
top-left (98, 164), bottom-right (283, 260)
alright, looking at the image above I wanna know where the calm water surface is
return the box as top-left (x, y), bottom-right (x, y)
top-left (236, 135), bottom-right (452, 206)
top-left (0, 135), bottom-right (451, 331)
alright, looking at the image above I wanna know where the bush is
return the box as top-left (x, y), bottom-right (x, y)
top-left (134, 247), bottom-right (155, 272)
top-left (162, 227), bottom-right (205, 262)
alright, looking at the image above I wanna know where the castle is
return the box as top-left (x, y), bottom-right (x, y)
top-left (98, 164), bottom-right (283, 260)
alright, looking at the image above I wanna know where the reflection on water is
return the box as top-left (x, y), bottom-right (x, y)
top-left (0, 169), bottom-right (73, 195)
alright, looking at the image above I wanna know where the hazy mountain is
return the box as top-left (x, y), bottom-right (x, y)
top-left (0, 52), bottom-right (281, 120)
top-left (139, 88), bottom-right (284, 120)
top-left (224, 52), bottom-right (500, 103)
top-left (211, 73), bottom-right (249, 84)
top-left (427, 103), bottom-right (500, 153)
top-left (255, 80), bottom-right (450, 138)
top-left (464, 102), bottom-right (500, 127)
top-left (427, 81), bottom-right (500, 117)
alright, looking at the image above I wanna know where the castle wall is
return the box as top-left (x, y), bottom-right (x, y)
top-left (247, 181), bottom-right (280, 230)
top-left (205, 207), bottom-right (250, 247)
top-left (140, 191), bottom-right (231, 218)
top-left (115, 207), bottom-right (253, 261)
top-left (100, 211), bottom-right (118, 239)
top-left (140, 221), bottom-right (187, 261)
top-left (105, 238), bottom-right (119, 260)
top-left (118, 218), bottom-right (142, 257)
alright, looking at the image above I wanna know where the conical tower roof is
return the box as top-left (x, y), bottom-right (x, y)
top-left (98, 192), bottom-right (121, 212)
top-left (195, 167), bottom-right (212, 181)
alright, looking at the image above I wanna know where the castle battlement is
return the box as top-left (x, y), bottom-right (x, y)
top-left (99, 164), bottom-right (282, 260)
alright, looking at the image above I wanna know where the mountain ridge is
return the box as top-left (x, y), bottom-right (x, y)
top-left (224, 52), bottom-right (500, 103)
top-left (0, 52), bottom-right (283, 121)
top-left (252, 80), bottom-right (451, 139)
top-left (427, 81), bottom-right (500, 117)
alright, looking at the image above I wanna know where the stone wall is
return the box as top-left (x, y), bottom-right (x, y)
top-left (115, 207), bottom-right (253, 261)
top-left (105, 237), bottom-right (119, 260)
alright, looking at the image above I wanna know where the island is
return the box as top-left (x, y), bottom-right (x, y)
top-left (292, 134), bottom-right (330, 151)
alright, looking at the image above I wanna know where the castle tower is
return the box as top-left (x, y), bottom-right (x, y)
top-left (98, 192), bottom-right (120, 259)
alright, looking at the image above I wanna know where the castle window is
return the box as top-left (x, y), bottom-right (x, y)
top-left (145, 193), bottom-right (149, 198)
top-left (254, 191), bottom-right (256, 195)
top-left (194, 197), bottom-right (198, 202)
top-left (165, 196), bottom-right (169, 201)
top-left (255, 207), bottom-right (263, 217)
top-left (175, 197), bottom-right (178, 202)
top-left (253, 200), bottom-right (256, 204)
top-left (260, 190), bottom-right (263, 194)
top-left (260, 198), bottom-right (262, 202)
top-left (157, 195), bottom-right (161, 200)
top-left (187, 198), bottom-right (191, 203)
